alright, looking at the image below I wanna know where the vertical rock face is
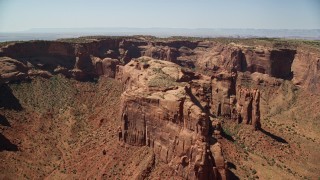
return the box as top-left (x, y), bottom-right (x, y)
top-left (241, 47), bottom-right (296, 80)
top-left (241, 48), bottom-right (272, 74)
top-left (143, 44), bottom-right (179, 62)
top-left (72, 44), bottom-right (98, 80)
top-left (2, 38), bottom-right (310, 91)
top-left (119, 39), bottom-right (145, 64)
top-left (235, 87), bottom-right (261, 130)
top-left (196, 45), bottom-right (243, 72)
top-left (195, 44), bottom-right (297, 81)
top-left (291, 48), bottom-right (320, 92)
top-left (117, 57), bottom-right (228, 180)
top-left (252, 89), bottom-right (261, 130)
top-left (0, 41), bottom-right (75, 58)
top-left (211, 71), bottom-right (237, 118)
top-left (91, 56), bottom-right (119, 78)
top-left (269, 49), bottom-right (296, 79)
top-left (237, 88), bottom-right (252, 124)
top-left (209, 70), bottom-right (261, 130)
top-left (210, 142), bottom-right (227, 180)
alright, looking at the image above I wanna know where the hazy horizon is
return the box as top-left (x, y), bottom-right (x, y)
top-left (1, 28), bottom-right (320, 42)
top-left (0, 0), bottom-right (319, 33)
top-left (1, 0), bottom-right (319, 42)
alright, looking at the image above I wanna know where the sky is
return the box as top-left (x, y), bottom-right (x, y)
top-left (0, 0), bottom-right (319, 32)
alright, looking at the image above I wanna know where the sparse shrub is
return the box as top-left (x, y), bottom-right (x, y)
top-left (222, 127), bottom-right (233, 137)
top-left (252, 169), bottom-right (257, 174)
top-left (148, 68), bottom-right (179, 88)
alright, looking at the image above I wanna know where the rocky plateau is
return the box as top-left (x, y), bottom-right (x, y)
top-left (0, 36), bottom-right (320, 179)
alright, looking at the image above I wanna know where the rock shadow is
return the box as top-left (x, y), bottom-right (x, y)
top-left (226, 161), bottom-right (240, 180)
top-left (208, 136), bottom-right (218, 145)
top-left (0, 84), bottom-right (22, 111)
top-left (185, 86), bottom-right (215, 118)
top-left (238, 51), bottom-right (248, 72)
top-left (228, 169), bottom-right (240, 180)
top-left (270, 49), bottom-right (296, 80)
top-left (174, 59), bottom-right (195, 69)
top-left (16, 55), bottom-right (76, 74)
top-left (260, 128), bottom-right (288, 144)
top-left (221, 129), bottom-right (235, 142)
top-left (0, 114), bottom-right (11, 127)
top-left (0, 133), bottom-right (18, 151)
top-left (227, 162), bottom-right (237, 170)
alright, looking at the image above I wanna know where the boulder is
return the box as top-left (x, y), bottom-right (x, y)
top-left (91, 56), bottom-right (120, 78)
top-left (0, 57), bottom-right (28, 83)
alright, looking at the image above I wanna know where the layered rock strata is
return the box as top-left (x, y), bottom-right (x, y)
top-left (1, 37), bottom-right (319, 94)
top-left (117, 57), bottom-right (227, 180)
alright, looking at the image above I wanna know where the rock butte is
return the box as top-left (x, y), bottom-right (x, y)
top-left (0, 36), bottom-right (320, 179)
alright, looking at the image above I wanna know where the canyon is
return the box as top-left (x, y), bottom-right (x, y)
top-left (0, 36), bottom-right (320, 179)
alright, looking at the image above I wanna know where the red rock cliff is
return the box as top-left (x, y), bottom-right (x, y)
top-left (116, 57), bottom-right (228, 180)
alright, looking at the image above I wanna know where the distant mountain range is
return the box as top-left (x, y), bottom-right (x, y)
top-left (1, 28), bottom-right (320, 42)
